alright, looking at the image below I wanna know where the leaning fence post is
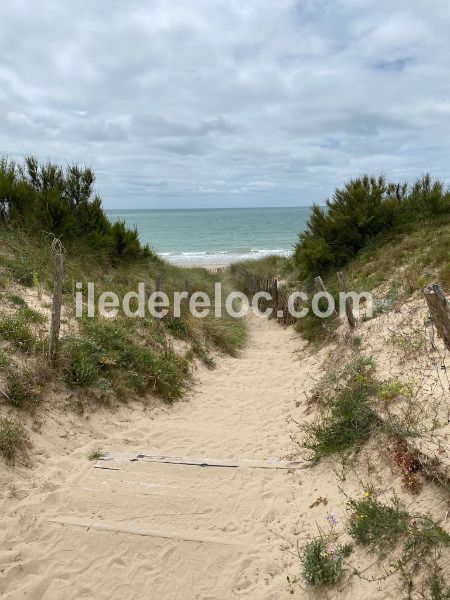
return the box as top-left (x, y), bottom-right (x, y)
top-left (155, 272), bottom-right (162, 328)
top-left (423, 283), bottom-right (450, 351)
top-left (337, 271), bottom-right (356, 329)
top-left (313, 276), bottom-right (327, 294)
top-left (49, 238), bottom-right (65, 363)
top-left (314, 275), bottom-right (337, 315)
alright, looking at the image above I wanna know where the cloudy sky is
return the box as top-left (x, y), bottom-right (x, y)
top-left (1, 0), bottom-right (450, 208)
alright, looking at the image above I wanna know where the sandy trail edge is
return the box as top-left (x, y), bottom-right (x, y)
top-left (0, 315), bottom-right (309, 600)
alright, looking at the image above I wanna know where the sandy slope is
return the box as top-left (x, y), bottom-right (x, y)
top-left (0, 315), bottom-right (306, 599)
top-left (1, 312), bottom-right (448, 600)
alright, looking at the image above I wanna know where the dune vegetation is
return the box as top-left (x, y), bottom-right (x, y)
top-left (0, 156), bottom-right (245, 433)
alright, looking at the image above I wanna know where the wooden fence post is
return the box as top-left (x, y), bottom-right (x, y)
top-left (423, 283), bottom-right (450, 351)
top-left (49, 238), bottom-right (65, 363)
top-left (272, 278), bottom-right (278, 318)
top-left (313, 276), bottom-right (327, 294)
top-left (337, 271), bottom-right (356, 329)
top-left (314, 276), bottom-right (337, 315)
top-left (155, 272), bottom-right (162, 328)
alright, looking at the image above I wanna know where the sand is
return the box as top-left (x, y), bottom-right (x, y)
top-left (0, 314), bottom-right (305, 599)
top-left (0, 311), bottom-right (448, 599)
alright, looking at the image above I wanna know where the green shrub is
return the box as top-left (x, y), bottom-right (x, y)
top-left (301, 536), bottom-right (351, 587)
top-left (63, 338), bottom-right (100, 387)
top-left (0, 314), bottom-right (38, 352)
top-left (0, 349), bottom-right (9, 368)
top-left (0, 416), bottom-right (28, 460)
top-left (347, 493), bottom-right (409, 552)
top-left (5, 369), bottom-right (42, 409)
top-left (303, 358), bottom-right (378, 459)
top-left (19, 306), bottom-right (46, 324)
top-left (294, 174), bottom-right (450, 280)
top-left (348, 492), bottom-right (450, 598)
top-left (295, 293), bottom-right (339, 343)
top-left (63, 319), bottom-right (190, 401)
top-left (88, 447), bottom-right (104, 461)
top-left (0, 156), bottom-right (154, 263)
top-left (165, 316), bottom-right (188, 339)
top-left (7, 294), bottom-right (27, 307)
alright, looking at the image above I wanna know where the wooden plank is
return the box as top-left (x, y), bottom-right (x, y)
top-left (95, 452), bottom-right (304, 471)
top-left (47, 516), bottom-right (239, 546)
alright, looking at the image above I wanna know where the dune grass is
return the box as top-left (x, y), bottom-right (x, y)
top-left (302, 357), bottom-right (378, 459)
top-left (0, 416), bottom-right (28, 460)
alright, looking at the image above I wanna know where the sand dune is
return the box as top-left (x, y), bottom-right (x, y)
top-left (0, 315), bottom-right (307, 599)
top-left (1, 312), bottom-right (448, 599)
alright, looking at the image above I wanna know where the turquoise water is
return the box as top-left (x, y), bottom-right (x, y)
top-left (106, 207), bottom-right (311, 265)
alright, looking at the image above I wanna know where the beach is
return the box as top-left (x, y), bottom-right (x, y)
top-left (106, 207), bottom-right (308, 268)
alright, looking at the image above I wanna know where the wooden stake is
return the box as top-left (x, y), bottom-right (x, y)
top-left (155, 272), bottom-right (162, 328)
top-left (423, 283), bottom-right (450, 351)
top-left (49, 239), bottom-right (65, 363)
top-left (337, 271), bottom-right (356, 329)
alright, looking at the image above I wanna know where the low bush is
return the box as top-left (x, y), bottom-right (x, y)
top-left (0, 314), bottom-right (38, 352)
top-left (300, 537), bottom-right (351, 587)
top-left (0, 416), bottom-right (28, 460)
top-left (294, 174), bottom-right (450, 281)
top-left (62, 318), bottom-right (190, 401)
top-left (294, 292), bottom-right (339, 344)
top-left (347, 492), bottom-right (409, 552)
top-left (4, 369), bottom-right (42, 409)
top-left (348, 491), bottom-right (450, 598)
top-left (0, 349), bottom-right (9, 368)
top-left (302, 357), bottom-right (378, 459)
top-left (0, 156), bottom-right (154, 263)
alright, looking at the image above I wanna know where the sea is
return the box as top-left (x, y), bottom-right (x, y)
top-left (106, 207), bottom-right (311, 266)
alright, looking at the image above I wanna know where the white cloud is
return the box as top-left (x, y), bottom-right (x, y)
top-left (0, 0), bottom-right (449, 207)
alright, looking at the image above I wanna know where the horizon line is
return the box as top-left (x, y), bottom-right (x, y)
top-left (104, 205), bottom-right (316, 211)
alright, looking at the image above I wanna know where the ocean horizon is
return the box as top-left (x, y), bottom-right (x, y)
top-left (106, 206), bottom-right (312, 266)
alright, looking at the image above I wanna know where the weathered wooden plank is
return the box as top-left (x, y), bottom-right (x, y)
top-left (95, 452), bottom-right (304, 470)
top-left (47, 516), bottom-right (239, 546)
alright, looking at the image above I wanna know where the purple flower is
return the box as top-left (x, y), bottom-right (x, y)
top-left (325, 513), bottom-right (337, 527)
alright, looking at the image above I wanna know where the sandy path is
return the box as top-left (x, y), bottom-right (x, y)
top-left (0, 315), bottom-right (305, 600)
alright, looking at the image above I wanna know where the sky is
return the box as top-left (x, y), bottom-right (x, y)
top-left (1, 0), bottom-right (450, 208)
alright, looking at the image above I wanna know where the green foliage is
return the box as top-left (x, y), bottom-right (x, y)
top-left (88, 447), bottom-right (104, 461)
top-left (295, 292), bottom-right (339, 344)
top-left (62, 318), bottom-right (190, 401)
top-left (202, 316), bottom-right (246, 356)
top-left (0, 416), bottom-right (28, 460)
top-left (379, 379), bottom-right (413, 403)
top-left (300, 537), bottom-right (351, 587)
top-left (5, 369), bottom-right (42, 409)
top-left (64, 338), bottom-right (100, 387)
top-left (0, 313), bottom-right (38, 352)
top-left (165, 316), bottom-right (188, 339)
top-left (403, 517), bottom-right (450, 565)
top-left (302, 358), bottom-right (378, 459)
top-left (348, 492), bottom-right (450, 599)
top-left (230, 254), bottom-right (293, 284)
top-left (7, 294), bottom-right (27, 307)
top-left (0, 156), bottom-right (154, 263)
top-left (347, 493), bottom-right (409, 552)
top-left (0, 349), bottom-right (9, 368)
top-left (294, 174), bottom-right (450, 280)
top-left (190, 341), bottom-right (216, 369)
